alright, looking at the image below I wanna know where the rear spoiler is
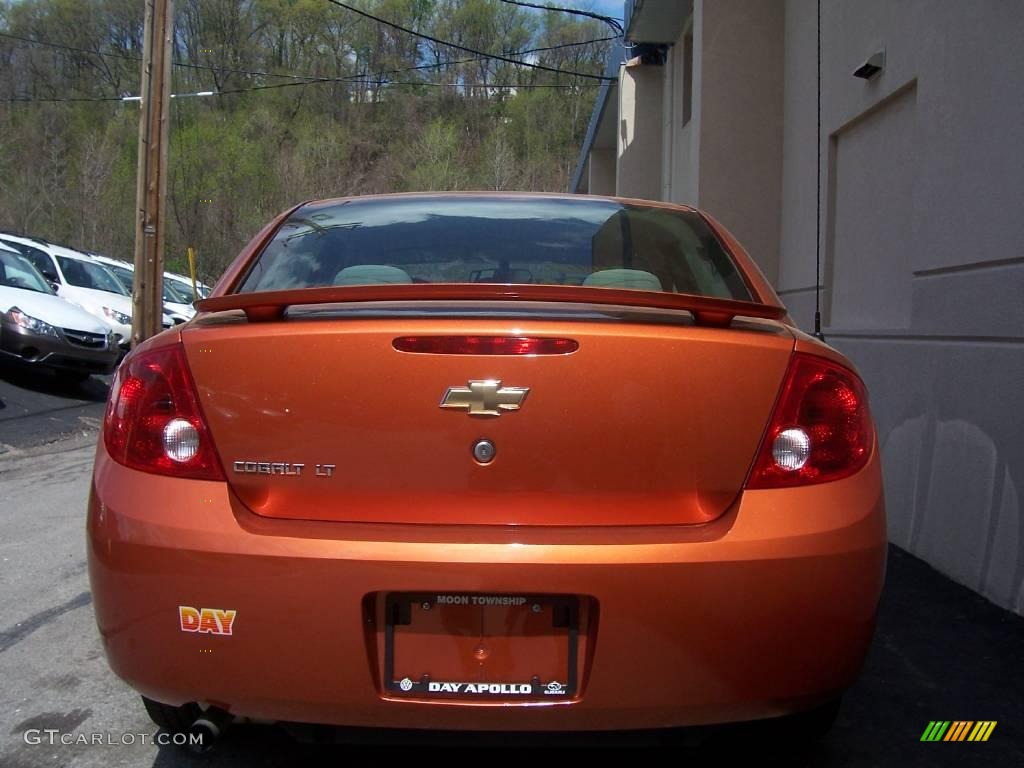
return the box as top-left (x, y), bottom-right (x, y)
top-left (196, 284), bottom-right (787, 328)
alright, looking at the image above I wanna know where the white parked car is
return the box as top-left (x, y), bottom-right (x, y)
top-left (90, 254), bottom-right (197, 324)
top-left (0, 241), bottom-right (119, 380)
top-left (159, 277), bottom-right (197, 323)
top-left (0, 234), bottom-right (171, 349)
top-left (164, 270), bottom-right (211, 300)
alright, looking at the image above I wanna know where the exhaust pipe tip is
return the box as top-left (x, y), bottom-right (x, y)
top-left (187, 707), bottom-right (232, 753)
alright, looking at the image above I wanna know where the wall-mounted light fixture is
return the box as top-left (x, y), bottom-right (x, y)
top-left (853, 50), bottom-right (885, 80)
top-left (625, 43), bottom-right (668, 67)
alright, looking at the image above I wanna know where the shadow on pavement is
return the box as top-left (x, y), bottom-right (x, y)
top-left (0, 363), bottom-right (110, 402)
top-left (820, 546), bottom-right (1024, 766)
top-left (0, 363), bottom-right (111, 449)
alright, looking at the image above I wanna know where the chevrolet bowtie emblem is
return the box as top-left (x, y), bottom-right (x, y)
top-left (440, 380), bottom-right (530, 417)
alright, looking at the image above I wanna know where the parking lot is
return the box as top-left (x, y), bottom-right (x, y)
top-left (1, 365), bottom-right (1022, 766)
top-left (0, 367), bottom-right (109, 454)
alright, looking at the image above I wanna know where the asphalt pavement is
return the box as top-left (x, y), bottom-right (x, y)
top-left (0, 374), bottom-right (1021, 766)
top-left (0, 365), bottom-right (110, 452)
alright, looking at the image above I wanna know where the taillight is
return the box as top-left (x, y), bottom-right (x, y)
top-left (746, 353), bottom-right (874, 489)
top-left (103, 343), bottom-right (224, 480)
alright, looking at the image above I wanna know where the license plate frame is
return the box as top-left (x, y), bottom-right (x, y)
top-left (384, 592), bottom-right (579, 700)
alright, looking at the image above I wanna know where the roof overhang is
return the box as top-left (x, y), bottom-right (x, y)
top-left (570, 0), bottom-right (695, 193)
top-left (624, 0), bottom-right (692, 45)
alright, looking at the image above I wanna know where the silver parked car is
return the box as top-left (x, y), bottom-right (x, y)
top-left (0, 242), bottom-right (119, 381)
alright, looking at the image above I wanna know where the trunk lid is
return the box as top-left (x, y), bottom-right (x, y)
top-left (183, 308), bottom-right (793, 526)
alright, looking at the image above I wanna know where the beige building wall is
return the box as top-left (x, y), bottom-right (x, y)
top-left (693, 0), bottom-right (785, 286)
top-left (615, 62), bottom-right (663, 201)
top-left (662, 21), bottom-right (697, 205)
top-left (573, 0), bottom-right (1024, 613)
top-left (588, 149), bottom-right (616, 196)
top-left (630, 0), bottom-right (786, 283)
top-left (777, 0), bottom-right (1024, 613)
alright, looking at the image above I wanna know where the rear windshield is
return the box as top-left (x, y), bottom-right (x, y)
top-left (57, 256), bottom-right (128, 295)
top-left (239, 196), bottom-right (752, 301)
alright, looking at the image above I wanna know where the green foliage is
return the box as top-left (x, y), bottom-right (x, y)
top-left (404, 118), bottom-right (467, 191)
top-left (0, 0), bottom-right (610, 281)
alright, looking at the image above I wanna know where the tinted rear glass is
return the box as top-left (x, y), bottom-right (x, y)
top-left (239, 197), bottom-right (752, 301)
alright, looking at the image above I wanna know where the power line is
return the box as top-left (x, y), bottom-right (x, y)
top-left (2, 94), bottom-right (124, 103)
top-left (1, 8), bottom-right (615, 105)
top-left (175, 60), bottom-right (314, 82)
top-left (0, 30), bottom-right (137, 62)
top-left (323, 0), bottom-right (614, 82)
top-left (0, 30), bottom-right (319, 82)
top-left (496, 0), bottom-right (624, 35)
top-left (299, 34), bottom-right (616, 84)
top-left (0, 28), bottom-right (615, 87)
top-left (2, 76), bottom-right (598, 104)
top-left (216, 77), bottom-right (597, 96)
top-left (334, 79), bottom-right (595, 89)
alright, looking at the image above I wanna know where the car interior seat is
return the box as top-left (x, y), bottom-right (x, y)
top-left (582, 269), bottom-right (663, 291)
top-left (333, 265), bottom-right (413, 286)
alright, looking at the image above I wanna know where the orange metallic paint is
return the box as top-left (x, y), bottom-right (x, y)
top-left (181, 315), bottom-right (794, 527)
top-left (88, 194), bottom-right (886, 732)
top-left (88, 439), bottom-right (884, 729)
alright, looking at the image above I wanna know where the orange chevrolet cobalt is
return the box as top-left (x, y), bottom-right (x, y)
top-left (87, 193), bottom-right (885, 747)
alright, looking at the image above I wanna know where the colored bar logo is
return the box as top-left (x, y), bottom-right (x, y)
top-left (921, 721), bottom-right (996, 742)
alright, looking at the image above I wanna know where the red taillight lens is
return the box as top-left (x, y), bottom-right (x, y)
top-left (103, 343), bottom-right (224, 480)
top-left (393, 336), bottom-right (579, 355)
top-left (746, 353), bottom-right (874, 489)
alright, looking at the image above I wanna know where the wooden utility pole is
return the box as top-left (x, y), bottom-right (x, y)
top-left (131, 0), bottom-right (174, 346)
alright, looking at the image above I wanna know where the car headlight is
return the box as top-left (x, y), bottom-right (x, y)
top-left (102, 306), bottom-right (131, 325)
top-left (7, 307), bottom-right (60, 337)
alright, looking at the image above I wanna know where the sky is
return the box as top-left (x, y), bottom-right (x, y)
top-left (563, 0), bottom-right (626, 22)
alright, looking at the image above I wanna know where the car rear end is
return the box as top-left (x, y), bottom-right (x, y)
top-left (87, 194), bottom-right (885, 736)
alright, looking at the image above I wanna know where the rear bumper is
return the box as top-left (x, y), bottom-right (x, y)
top-left (87, 442), bottom-right (886, 731)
